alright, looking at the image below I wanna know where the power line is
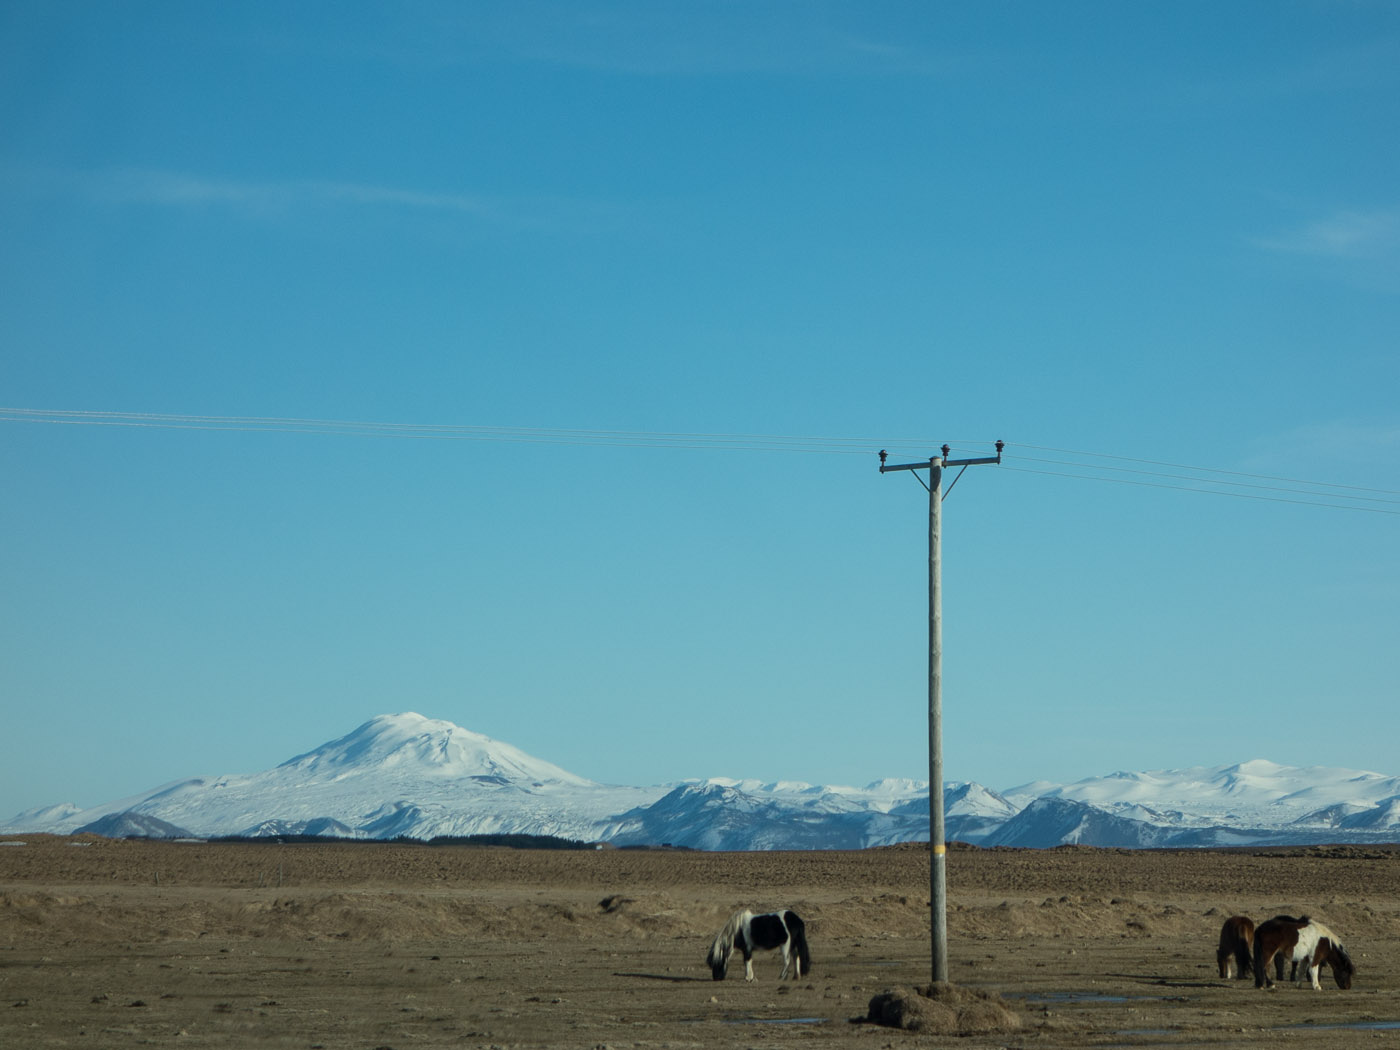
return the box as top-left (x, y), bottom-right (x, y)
top-left (1013, 441), bottom-right (1400, 497)
top-left (0, 406), bottom-right (961, 455)
top-left (1010, 454), bottom-right (1400, 507)
top-left (1001, 464), bottom-right (1400, 515)
top-left (2, 407), bottom-right (1394, 515)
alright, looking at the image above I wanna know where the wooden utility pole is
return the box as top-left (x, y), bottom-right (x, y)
top-left (879, 440), bottom-right (1002, 984)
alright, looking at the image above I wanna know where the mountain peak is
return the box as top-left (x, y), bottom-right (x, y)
top-left (278, 712), bottom-right (596, 787)
top-left (1228, 758), bottom-right (1291, 776)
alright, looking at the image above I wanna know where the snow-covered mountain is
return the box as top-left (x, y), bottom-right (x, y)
top-left (994, 760), bottom-right (1400, 847)
top-left (5, 713), bottom-right (1400, 849)
top-left (3, 714), bottom-right (664, 843)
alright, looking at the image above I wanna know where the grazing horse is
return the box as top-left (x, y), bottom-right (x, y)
top-left (1217, 915), bottom-right (1256, 979)
top-left (1253, 915), bottom-right (1355, 990)
top-left (706, 908), bottom-right (811, 982)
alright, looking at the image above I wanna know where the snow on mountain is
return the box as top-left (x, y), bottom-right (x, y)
top-left (984, 798), bottom-right (1177, 850)
top-left (5, 801), bottom-right (85, 827)
top-left (938, 782), bottom-right (1022, 843)
top-left (946, 782), bottom-right (1020, 820)
top-left (1338, 796), bottom-right (1400, 831)
top-left (601, 779), bottom-right (935, 850)
top-left (4, 715), bottom-right (1400, 849)
top-left (987, 761), bottom-right (1400, 848)
top-left (76, 811), bottom-right (193, 840)
top-left (5, 714), bottom-right (667, 843)
top-left (278, 713), bottom-right (593, 787)
top-left (1003, 761), bottom-right (1400, 833)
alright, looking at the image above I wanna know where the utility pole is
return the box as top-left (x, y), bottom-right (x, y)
top-left (879, 440), bottom-right (1002, 984)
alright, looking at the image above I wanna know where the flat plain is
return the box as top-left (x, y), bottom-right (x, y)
top-left (3, 835), bottom-right (1398, 1048)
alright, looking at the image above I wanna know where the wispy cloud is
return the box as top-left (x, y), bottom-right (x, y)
top-left (1242, 419), bottom-right (1400, 483)
top-left (1256, 208), bottom-right (1400, 259)
top-left (408, 2), bottom-right (970, 78)
top-left (3, 162), bottom-right (625, 233)
top-left (99, 167), bottom-right (503, 219)
top-left (1285, 419), bottom-right (1400, 457)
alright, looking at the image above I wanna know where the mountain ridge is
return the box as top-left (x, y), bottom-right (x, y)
top-left (5, 712), bottom-right (1400, 849)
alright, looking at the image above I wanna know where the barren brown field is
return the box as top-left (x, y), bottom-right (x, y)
top-left (3, 836), bottom-right (1398, 1049)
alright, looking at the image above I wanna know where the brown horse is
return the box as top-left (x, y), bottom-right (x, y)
top-left (1253, 915), bottom-right (1355, 990)
top-left (1217, 915), bottom-right (1255, 978)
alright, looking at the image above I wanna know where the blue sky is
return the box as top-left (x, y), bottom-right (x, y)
top-left (3, 1), bottom-right (1398, 820)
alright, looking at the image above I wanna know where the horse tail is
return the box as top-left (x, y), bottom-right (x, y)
top-left (1252, 930), bottom-right (1269, 988)
top-left (1254, 916), bottom-right (1309, 988)
top-left (1218, 916), bottom-right (1254, 978)
top-left (786, 911), bottom-right (812, 978)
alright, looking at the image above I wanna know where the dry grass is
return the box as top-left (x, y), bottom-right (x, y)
top-left (2, 836), bottom-right (1399, 1048)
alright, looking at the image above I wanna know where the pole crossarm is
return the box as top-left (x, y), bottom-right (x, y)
top-left (879, 441), bottom-right (1003, 473)
top-left (878, 459), bottom-right (936, 473)
top-left (944, 454), bottom-right (1001, 467)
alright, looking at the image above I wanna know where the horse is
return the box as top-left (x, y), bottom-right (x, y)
top-left (706, 908), bottom-right (811, 982)
top-left (1253, 915), bottom-right (1355, 990)
top-left (1218, 915), bottom-right (1291, 981)
top-left (1217, 915), bottom-right (1256, 979)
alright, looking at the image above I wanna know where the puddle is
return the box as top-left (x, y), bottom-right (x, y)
top-left (1116, 1029), bottom-right (1175, 1037)
top-left (1290, 1021), bottom-right (1400, 1031)
top-left (724, 1017), bottom-right (828, 1026)
top-left (1022, 993), bottom-right (1161, 1005)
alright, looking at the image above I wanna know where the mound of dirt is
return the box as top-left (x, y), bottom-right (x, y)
top-left (865, 981), bottom-right (1021, 1035)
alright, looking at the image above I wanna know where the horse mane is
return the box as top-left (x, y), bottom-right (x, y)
top-left (1310, 921), bottom-right (1355, 975)
top-left (1331, 939), bottom-right (1356, 977)
top-left (706, 909), bottom-right (751, 969)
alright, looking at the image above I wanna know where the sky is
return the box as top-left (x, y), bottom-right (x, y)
top-left (2, 1), bottom-right (1398, 820)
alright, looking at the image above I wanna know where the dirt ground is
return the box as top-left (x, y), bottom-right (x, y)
top-left (3, 836), bottom-right (1399, 1049)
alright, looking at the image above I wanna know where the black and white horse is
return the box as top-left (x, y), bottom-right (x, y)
top-left (706, 908), bottom-right (811, 982)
